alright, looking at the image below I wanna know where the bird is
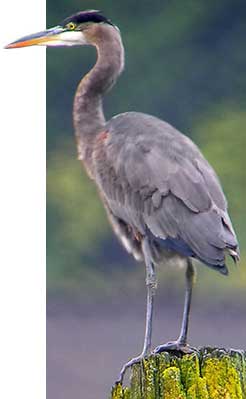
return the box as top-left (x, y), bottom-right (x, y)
top-left (6, 10), bottom-right (240, 382)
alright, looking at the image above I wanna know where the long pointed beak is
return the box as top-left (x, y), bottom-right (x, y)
top-left (5, 26), bottom-right (65, 49)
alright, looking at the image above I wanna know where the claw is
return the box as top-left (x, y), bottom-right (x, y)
top-left (153, 340), bottom-right (198, 355)
top-left (116, 354), bottom-right (145, 383)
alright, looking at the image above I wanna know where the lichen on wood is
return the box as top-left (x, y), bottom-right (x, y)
top-left (110, 347), bottom-right (246, 399)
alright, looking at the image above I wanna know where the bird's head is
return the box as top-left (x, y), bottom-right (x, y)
top-left (5, 10), bottom-right (116, 49)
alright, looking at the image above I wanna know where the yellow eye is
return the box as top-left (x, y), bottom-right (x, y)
top-left (66, 22), bottom-right (76, 30)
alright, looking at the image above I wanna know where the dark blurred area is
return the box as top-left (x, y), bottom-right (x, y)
top-left (47, 1), bottom-right (246, 398)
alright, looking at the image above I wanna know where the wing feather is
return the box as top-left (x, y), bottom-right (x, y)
top-left (93, 112), bottom-right (239, 268)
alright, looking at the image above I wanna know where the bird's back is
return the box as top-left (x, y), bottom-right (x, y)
top-left (92, 112), bottom-right (239, 273)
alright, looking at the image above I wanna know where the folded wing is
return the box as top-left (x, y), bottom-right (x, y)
top-left (93, 112), bottom-right (239, 273)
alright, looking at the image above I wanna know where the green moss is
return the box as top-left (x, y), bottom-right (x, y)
top-left (111, 349), bottom-right (245, 399)
top-left (229, 350), bottom-right (246, 397)
top-left (122, 387), bottom-right (131, 399)
top-left (111, 382), bottom-right (124, 399)
top-left (111, 383), bottom-right (131, 399)
top-left (187, 377), bottom-right (209, 399)
top-left (162, 367), bottom-right (186, 399)
top-left (178, 353), bottom-right (208, 398)
top-left (180, 353), bottom-right (200, 389)
top-left (202, 356), bottom-right (243, 399)
top-left (130, 363), bottom-right (143, 399)
top-left (158, 353), bottom-right (171, 397)
top-left (143, 356), bottom-right (158, 398)
top-left (158, 352), bottom-right (171, 370)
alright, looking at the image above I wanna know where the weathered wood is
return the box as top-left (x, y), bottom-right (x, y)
top-left (111, 348), bottom-right (246, 399)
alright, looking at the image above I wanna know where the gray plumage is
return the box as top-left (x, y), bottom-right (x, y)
top-left (7, 10), bottom-right (239, 379)
top-left (93, 112), bottom-right (239, 274)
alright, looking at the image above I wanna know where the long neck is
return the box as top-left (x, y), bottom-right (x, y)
top-left (73, 25), bottom-right (124, 166)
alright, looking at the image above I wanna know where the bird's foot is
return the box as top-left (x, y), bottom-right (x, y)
top-left (117, 353), bottom-right (147, 384)
top-left (153, 340), bottom-right (197, 355)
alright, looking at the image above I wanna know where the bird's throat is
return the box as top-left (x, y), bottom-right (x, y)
top-left (73, 24), bottom-right (124, 173)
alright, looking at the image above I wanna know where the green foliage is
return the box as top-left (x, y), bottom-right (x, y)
top-left (47, 1), bottom-right (246, 300)
top-left (194, 107), bottom-right (246, 224)
top-left (47, 139), bottom-right (110, 293)
top-left (47, 140), bottom-right (108, 252)
top-left (192, 106), bottom-right (246, 298)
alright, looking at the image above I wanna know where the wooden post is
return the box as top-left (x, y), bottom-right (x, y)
top-left (111, 347), bottom-right (246, 399)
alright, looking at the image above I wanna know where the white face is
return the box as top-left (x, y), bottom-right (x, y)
top-left (43, 31), bottom-right (89, 47)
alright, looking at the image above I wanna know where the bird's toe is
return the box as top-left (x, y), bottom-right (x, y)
top-left (153, 341), bottom-right (197, 355)
top-left (116, 353), bottom-right (147, 383)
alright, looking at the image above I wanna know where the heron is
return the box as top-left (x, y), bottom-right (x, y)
top-left (6, 10), bottom-right (240, 381)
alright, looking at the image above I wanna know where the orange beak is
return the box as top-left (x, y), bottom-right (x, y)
top-left (5, 26), bottom-right (65, 49)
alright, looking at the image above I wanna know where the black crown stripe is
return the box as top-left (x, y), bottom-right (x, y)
top-left (61, 10), bottom-right (114, 27)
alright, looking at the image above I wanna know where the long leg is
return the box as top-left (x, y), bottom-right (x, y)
top-left (117, 237), bottom-right (157, 382)
top-left (154, 258), bottom-right (196, 354)
top-left (177, 258), bottom-right (196, 345)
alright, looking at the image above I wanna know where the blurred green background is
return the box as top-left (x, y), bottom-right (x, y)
top-left (46, 2), bottom-right (246, 397)
top-left (47, 0), bottom-right (246, 304)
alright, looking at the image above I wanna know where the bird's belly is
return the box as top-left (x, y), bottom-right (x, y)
top-left (105, 198), bottom-right (186, 267)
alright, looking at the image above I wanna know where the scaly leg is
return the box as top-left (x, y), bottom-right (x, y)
top-left (154, 258), bottom-right (197, 354)
top-left (117, 237), bottom-right (157, 382)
